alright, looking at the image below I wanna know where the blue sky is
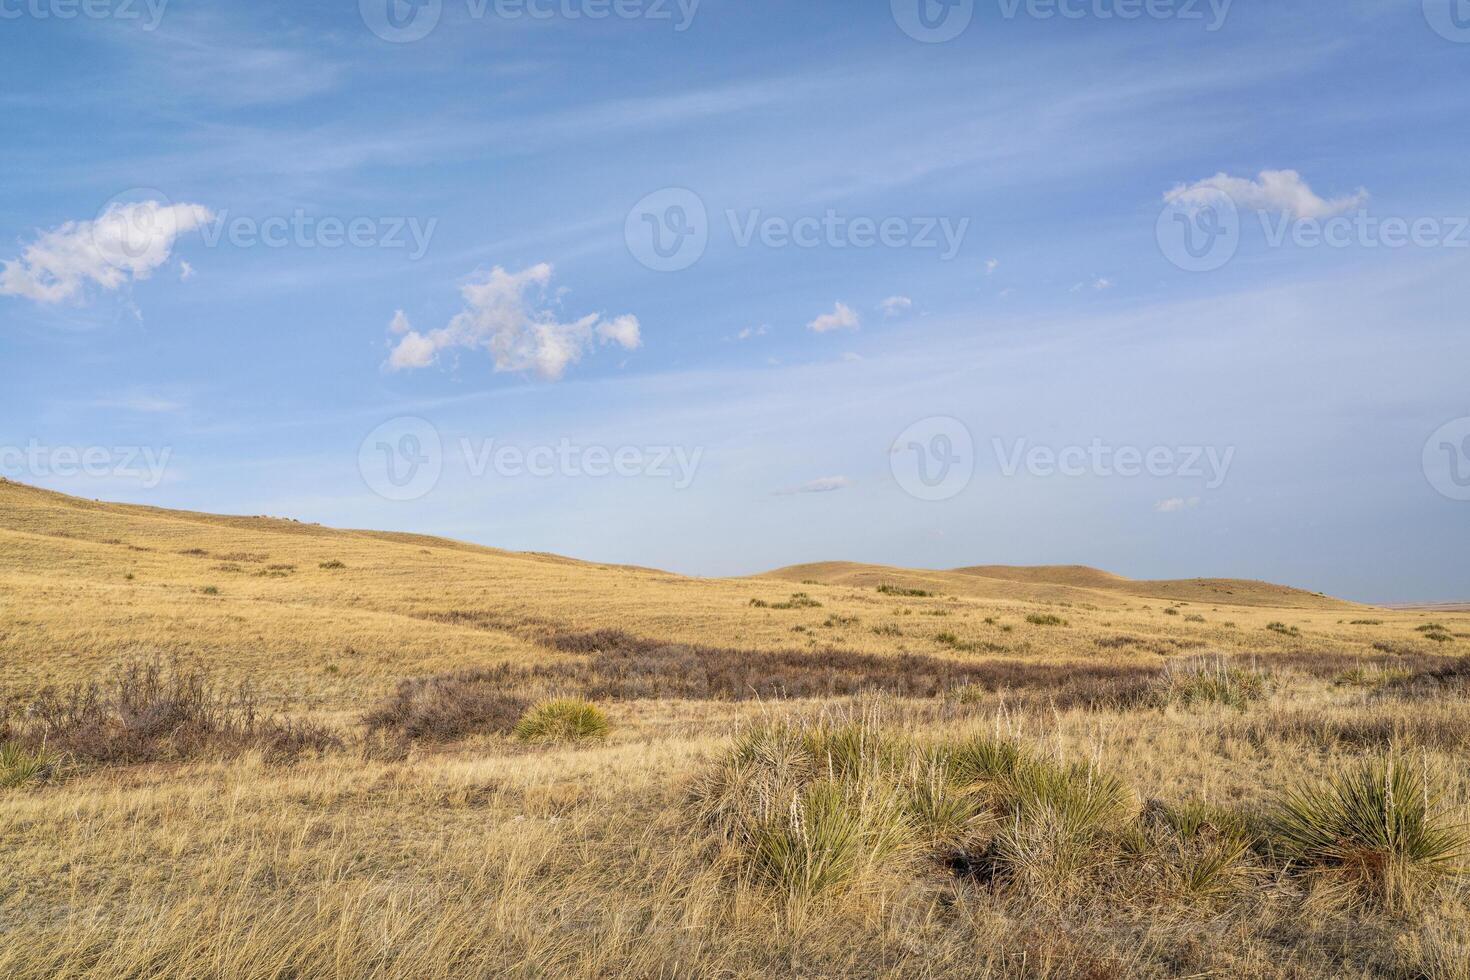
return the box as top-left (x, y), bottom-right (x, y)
top-left (2, 0), bottom-right (1467, 602)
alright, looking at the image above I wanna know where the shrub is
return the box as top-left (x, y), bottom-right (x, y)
top-left (513, 698), bottom-right (610, 743)
top-left (200, 586), bottom-right (220, 596)
top-left (1025, 613), bottom-right (1067, 627)
top-left (1268, 755), bottom-right (1469, 911)
top-left (0, 741), bottom-right (61, 788)
top-left (1350, 619), bottom-right (1383, 626)
top-left (877, 584), bottom-right (932, 597)
top-left (1266, 621), bottom-right (1301, 637)
top-left (319, 560), bottom-right (346, 570)
top-left (362, 673), bottom-right (527, 741)
top-left (18, 660), bottom-right (339, 765)
top-left (770, 592), bottom-right (822, 610)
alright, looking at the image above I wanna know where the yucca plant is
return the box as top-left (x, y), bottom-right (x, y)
top-left (1147, 800), bottom-right (1261, 900)
top-left (751, 778), bottom-right (915, 906)
top-left (1269, 755), bottom-right (1469, 911)
top-left (0, 740), bottom-right (61, 788)
top-left (512, 698), bottom-right (610, 743)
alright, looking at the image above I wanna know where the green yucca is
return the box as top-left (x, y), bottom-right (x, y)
top-left (751, 778), bottom-right (914, 904)
top-left (903, 751), bottom-right (985, 847)
top-left (0, 740), bottom-right (60, 788)
top-left (511, 698), bottom-right (610, 743)
top-left (1148, 800), bottom-right (1260, 899)
top-left (1270, 755), bottom-right (1469, 910)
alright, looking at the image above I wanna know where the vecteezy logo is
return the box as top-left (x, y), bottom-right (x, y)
top-left (360, 0), bottom-right (441, 43)
top-left (93, 187), bottom-right (175, 271)
top-left (1156, 187), bottom-right (1240, 272)
top-left (1424, 0), bottom-right (1470, 42)
top-left (1423, 417), bottom-right (1470, 501)
top-left (624, 188), bottom-right (708, 272)
top-left (890, 416), bottom-right (974, 501)
top-left (358, 417), bottom-right (443, 501)
top-left (891, 0), bottom-right (974, 42)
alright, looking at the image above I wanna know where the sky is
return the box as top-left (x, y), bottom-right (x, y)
top-left (2, 0), bottom-right (1468, 603)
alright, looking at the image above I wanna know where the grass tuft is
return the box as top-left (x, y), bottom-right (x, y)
top-left (513, 698), bottom-right (610, 743)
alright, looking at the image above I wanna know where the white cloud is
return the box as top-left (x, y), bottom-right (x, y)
top-left (1165, 169), bottom-right (1367, 220)
top-left (178, 260), bottom-right (196, 281)
top-left (879, 295), bottom-right (913, 317)
top-left (1154, 496), bottom-right (1201, 513)
top-left (1071, 276), bottom-right (1113, 293)
top-left (984, 258), bottom-right (999, 276)
top-left (384, 264), bottom-right (641, 381)
top-left (808, 301), bottom-right (860, 333)
top-left (734, 324), bottom-right (769, 341)
top-left (777, 476), bottom-right (853, 495)
top-left (0, 200), bottom-right (213, 304)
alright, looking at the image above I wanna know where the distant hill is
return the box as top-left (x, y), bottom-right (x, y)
top-left (762, 561), bottom-right (1355, 610)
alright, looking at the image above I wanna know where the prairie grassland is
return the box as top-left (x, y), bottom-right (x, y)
top-left (2, 479), bottom-right (1469, 978)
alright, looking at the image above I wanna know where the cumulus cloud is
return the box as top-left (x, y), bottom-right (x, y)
top-left (808, 301), bottom-right (860, 333)
top-left (1165, 169), bottom-right (1367, 220)
top-left (878, 295), bottom-right (912, 317)
top-left (178, 260), bottom-right (196, 281)
top-left (0, 200), bottom-right (213, 304)
top-left (984, 258), bottom-right (999, 275)
top-left (384, 264), bottom-right (641, 381)
top-left (1154, 496), bottom-right (1201, 513)
top-left (776, 476), bottom-right (853, 495)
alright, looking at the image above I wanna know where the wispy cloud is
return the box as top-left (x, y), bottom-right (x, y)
top-left (776, 476), bottom-right (853, 495)
top-left (1154, 496), bottom-right (1201, 513)
top-left (1165, 169), bottom-right (1368, 219)
top-left (879, 295), bottom-right (912, 317)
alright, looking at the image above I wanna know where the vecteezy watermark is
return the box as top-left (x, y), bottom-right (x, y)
top-left (726, 210), bottom-right (969, 261)
top-left (890, 416), bottom-right (976, 502)
top-left (0, 441), bottom-right (172, 489)
top-left (0, 0), bottom-right (168, 29)
top-left (889, 417), bottom-right (1236, 501)
top-left (1157, 194), bottom-right (1470, 272)
top-left (360, 0), bottom-right (698, 43)
top-left (626, 188), bottom-right (970, 272)
top-left (358, 417), bottom-right (704, 501)
top-left (461, 437), bottom-right (703, 489)
top-left (625, 188), bottom-right (709, 273)
top-left (359, 417), bottom-right (444, 502)
top-left (993, 437), bottom-right (1235, 488)
top-left (193, 210), bottom-right (438, 260)
top-left (91, 189), bottom-right (438, 270)
top-left (891, 0), bottom-right (975, 42)
top-left (891, 0), bottom-right (1231, 42)
top-left (1424, 417), bottom-right (1470, 502)
top-left (1156, 187), bottom-right (1240, 272)
top-left (1423, 0), bottom-right (1470, 43)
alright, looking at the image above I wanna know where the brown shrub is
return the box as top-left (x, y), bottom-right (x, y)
top-left (362, 672), bottom-right (528, 741)
top-left (545, 629), bottom-right (1158, 707)
top-left (18, 660), bottom-right (339, 765)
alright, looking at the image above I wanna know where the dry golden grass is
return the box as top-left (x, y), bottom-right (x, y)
top-left (2, 478), bottom-right (1469, 978)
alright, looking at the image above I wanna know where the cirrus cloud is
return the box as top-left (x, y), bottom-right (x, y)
top-left (1165, 169), bottom-right (1367, 220)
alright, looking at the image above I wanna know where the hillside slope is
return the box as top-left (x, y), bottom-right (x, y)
top-left (763, 560), bottom-right (1351, 610)
top-left (0, 480), bottom-right (1437, 710)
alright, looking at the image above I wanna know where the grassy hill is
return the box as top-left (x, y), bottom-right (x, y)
top-left (2, 479), bottom-right (1469, 978)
